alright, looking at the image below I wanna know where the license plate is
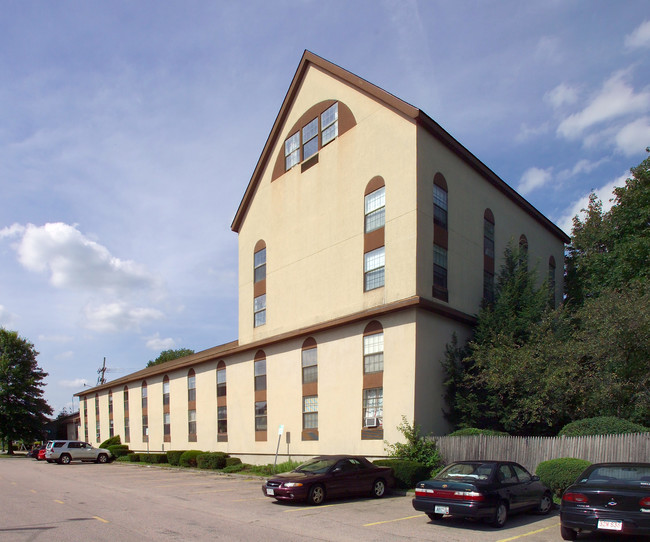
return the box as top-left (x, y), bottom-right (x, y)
top-left (435, 505), bottom-right (449, 515)
top-left (266, 488), bottom-right (274, 496)
top-left (598, 519), bottom-right (623, 531)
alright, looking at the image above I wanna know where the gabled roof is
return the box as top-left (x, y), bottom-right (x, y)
top-left (231, 50), bottom-right (569, 243)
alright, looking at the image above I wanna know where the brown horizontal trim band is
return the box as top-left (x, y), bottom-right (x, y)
top-left (77, 296), bottom-right (475, 396)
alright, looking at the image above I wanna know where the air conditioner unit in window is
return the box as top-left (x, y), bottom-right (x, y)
top-left (364, 417), bottom-right (379, 428)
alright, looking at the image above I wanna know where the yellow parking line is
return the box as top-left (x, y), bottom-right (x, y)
top-left (30, 489), bottom-right (37, 493)
top-left (54, 500), bottom-right (64, 504)
top-left (190, 488), bottom-right (236, 495)
top-left (496, 522), bottom-right (560, 542)
top-left (364, 514), bottom-right (425, 526)
top-left (93, 516), bottom-right (109, 523)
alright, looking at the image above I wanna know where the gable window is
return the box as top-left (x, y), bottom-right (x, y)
top-left (321, 102), bottom-right (338, 146)
top-left (285, 132), bottom-right (300, 170)
top-left (365, 187), bottom-right (385, 233)
top-left (254, 294), bottom-right (266, 327)
top-left (302, 118), bottom-right (319, 160)
top-left (364, 247), bottom-right (385, 291)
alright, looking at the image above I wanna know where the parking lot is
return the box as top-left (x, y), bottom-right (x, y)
top-left (0, 457), bottom-right (607, 541)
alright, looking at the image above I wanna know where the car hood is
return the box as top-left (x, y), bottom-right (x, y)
top-left (268, 471), bottom-right (322, 482)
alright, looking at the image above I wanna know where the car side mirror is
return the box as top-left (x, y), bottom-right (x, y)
top-left (333, 467), bottom-right (342, 474)
top-left (531, 475), bottom-right (540, 482)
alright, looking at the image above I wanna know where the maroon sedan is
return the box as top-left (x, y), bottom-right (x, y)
top-left (262, 455), bottom-right (394, 505)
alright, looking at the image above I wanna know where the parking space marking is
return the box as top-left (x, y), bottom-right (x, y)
top-left (93, 516), bottom-right (109, 523)
top-left (233, 497), bottom-right (268, 502)
top-left (364, 513), bottom-right (425, 527)
top-left (190, 488), bottom-right (237, 495)
top-left (54, 500), bottom-right (64, 504)
top-left (496, 522), bottom-right (560, 542)
top-left (30, 489), bottom-right (37, 493)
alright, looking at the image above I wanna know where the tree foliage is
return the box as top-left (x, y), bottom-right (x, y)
top-left (442, 151), bottom-right (650, 435)
top-left (0, 328), bottom-right (53, 453)
top-left (146, 348), bottom-right (195, 368)
top-left (384, 416), bottom-right (443, 469)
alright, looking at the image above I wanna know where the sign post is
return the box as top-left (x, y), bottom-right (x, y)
top-left (273, 425), bottom-right (284, 472)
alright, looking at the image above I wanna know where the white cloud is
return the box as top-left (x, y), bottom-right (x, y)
top-left (0, 305), bottom-right (17, 328)
top-left (145, 333), bottom-right (176, 351)
top-left (545, 83), bottom-right (579, 109)
top-left (615, 117), bottom-right (650, 155)
top-left (83, 302), bottom-right (164, 333)
top-left (60, 378), bottom-right (89, 388)
top-left (38, 334), bottom-right (74, 344)
top-left (3, 222), bottom-right (159, 294)
top-left (625, 20), bottom-right (650, 49)
top-left (557, 71), bottom-right (650, 139)
top-left (517, 167), bottom-right (553, 195)
top-left (555, 171), bottom-right (628, 236)
top-left (54, 351), bottom-right (75, 360)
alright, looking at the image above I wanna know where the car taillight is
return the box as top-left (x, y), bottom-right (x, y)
top-left (563, 492), bottom-right (589, 503)
top-left (414, 488), bottom-right (484, 501)
top-left (640, 497), bottom-right (650, 507)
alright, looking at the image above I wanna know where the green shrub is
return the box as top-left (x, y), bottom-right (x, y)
top-left (448, 428), bottom-right (509, 436)
top-left (107, 444), bottom-right (131, 458)
top-left (116, 455), bottom-right (132, 462)
top-left (384, 416), bottom-right (443, 470)
top-left (99, 435), bottom-right (122, 449)
top-left (128, 453), bottom-right (140, 462)
top-left (373, 459), bottom-right (431, 489)
top-left (140, 453), bottom-right (168, 464)
top-left (167, 450), bottom-right (187, 466)
top-left (559, 417), bottom-right (649, 437)
top-left (222, 463), bottom-right (246, 473)
top-left (225, 457), bottom-right (242, 467)
top-left (179, 450), bottom-right (204, 468)
top-left (197, 452), bottom-right (229, 470)
top-left (535, 458), bottom-right (592, 498)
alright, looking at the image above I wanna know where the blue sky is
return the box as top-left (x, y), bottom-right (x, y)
top-left (1, 1), bottom-right (649, 415)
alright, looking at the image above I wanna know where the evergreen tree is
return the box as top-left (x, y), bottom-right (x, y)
top-left (0, 329), bottom-right (52, 454)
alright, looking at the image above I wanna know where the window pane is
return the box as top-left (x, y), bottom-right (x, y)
top-left (365, 268), bottom-right (385, 291)
top-left (302, 364), bottom-right (318, 384)
top-left (217, 368), bottom-right (226, 384)
top-left (254, 294), bottom-right (266, 312)
top-left (188, 375), bottom-right (196, 389)
top-left (321, 103), bottom-right (338, 129)
top-left (365, 187), bottom-right (385, 214)
top-left (302, 118), bottom-right (318, 142)
top-left (285, 132), bottom-right (299, 155)
top-left (364, 352), bottom-right (384, 373)
top-left (254, 375), bottom-right (266, 391)
top-left (434, 245), bottom-right (447, 268)
top-left (301, 348), bottom-right (317, 367)
top-left (254, 310), bottom-right (266, 327)
top-left (303, 412), bottom-right (318, 429)
top-left (365, 247), bottom-right (385, 272)
top-left (365, 208), bottom-right (385, 233)
top-left (303, 137), bottom-right (318, 160)
top-left (321, 123), bottom-right (338, 146)
top-left (286, 150), bottom-right (300, 170)
top-left (254, 248), bottom-right (266, 268)
top-left (363, 333), bottom-right (384, 355)
top-left (363, 388), bottom-right (383, 420)
top-left (254, 359), bottom-right (266, 376)
top-left (434, 185), bottom-right (448, 210)
top-left (303, 395), bottom-right (318, 412)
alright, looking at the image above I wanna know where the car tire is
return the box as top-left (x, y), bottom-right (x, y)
top-left (307, 484), bottom-right (325, 506)
top-left (537, 492), bottom-right (553, 515)
top-left (46, 459), bottom-right (54, 463)
top-left (560, 525), bottom-right (577, 540)
top-left (492, 501), bottom-right (508, 528)
top-left (427, 513), bottom-right (444, 521)
top-left (96, 453), bottom-right (108, 464)
top-left (371, 478), bottom-right (386, 498)
top-left (59, 454), bottom-right (71, 465)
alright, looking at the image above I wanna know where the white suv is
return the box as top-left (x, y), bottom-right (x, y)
top-left (45, 440), bottom-right (112, 464)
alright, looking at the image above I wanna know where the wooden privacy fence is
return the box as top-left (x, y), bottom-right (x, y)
top-left (431, 433), bottom-right (650, 473)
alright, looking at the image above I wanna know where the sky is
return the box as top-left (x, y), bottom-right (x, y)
top-left (1, 1), bottom-right (649, 416)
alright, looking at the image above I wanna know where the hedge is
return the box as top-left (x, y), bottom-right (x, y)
top-left (107, 444), bottom-right (131, 458)
top-left (167, 450), bottom-right (187, 466)
top-left (99, 435), bottom-right (122, 449)
top-left (559, 416), bottom-right (649, 437)
top-left (225, 457), bottom-right (242, 467)
top-left (197, 452), bottom-right (229, 470)
top-left (373, 459), bottom-right (431, 489)
top-left (448, 428), bottom-right (509, 436)
top-left (535, 458), bottom-right (592, 498)
top-left (179, 450), bottom-right (204, 468)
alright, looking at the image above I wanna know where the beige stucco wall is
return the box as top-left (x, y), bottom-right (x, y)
top-left (237, 64), bottom-right (419, 346)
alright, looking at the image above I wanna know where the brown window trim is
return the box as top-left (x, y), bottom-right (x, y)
top-left (302, 429), bottom-right (319, 441)
top-left (255, 430), bottom-right (267, 442)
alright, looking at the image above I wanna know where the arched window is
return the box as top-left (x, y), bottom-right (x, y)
top-left (362, 321), bottom-right (384, 440)
top-left (254, 350), bottom-right (267, 440)
top-left (433, 173), bottom-right (449, 302)
top-left (141, 381), bottom-right (148, 442)
top-left (123, 386), bottom-right (130, 443)
top-left (217, 361), bottom-right (227, 441)
top-left (254, 240), bottom-right (266, 328)
top-left (187, 369), bottom-right (196, 442)
top-left (301, 338), bottom-right (318, 441)
top-left (483, 209), bottom-right (495, 303)
top-left (163, 376), bottom-right (171, 442)
top-left (95, 393), bottom-right (100, 442)
top-left (364, 177), bottom-right (386, 291)
top-left (108, 390), bottom-right (114, 438)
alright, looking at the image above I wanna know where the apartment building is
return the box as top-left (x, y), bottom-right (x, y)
top-left (76, 51), bottom-right (568, 462)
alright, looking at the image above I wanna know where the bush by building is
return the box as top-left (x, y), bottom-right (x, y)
top-left (559, 417), bottom-right (649, 437)
top-left (535, 458), bottom-right (592, 498)
top-left (196, 452), bottom-right (229, 470)
top-left (373, 459), bottom-right (431, 489)
top-left (447, 428), bottom-right (509, 436)
top-left (166, 450), bottom-right (187, 466)
top-left (179, 450), bottom-right (204, 468)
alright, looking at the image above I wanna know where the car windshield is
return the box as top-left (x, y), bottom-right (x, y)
top-left (580, 465), bottom-right (650, 485)
top-left (437, 463), bottom-right (495, 481)
top-left (294, 458), bottom-right (338, 474)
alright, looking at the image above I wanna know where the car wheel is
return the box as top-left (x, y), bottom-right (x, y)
top-left (492, 501), bottom-right (508, 528)
top-left (96, 453), bottom-right (108, 464)
top-left (307, 484), bottom-right (325, 506)
top-left (59, 454), bottom-right (71, 465)
top-left (560, 525), bottom-right (577, 540)
top-left (371, 478), bottom-right (386, 498)
top-left (537, 492), bottom-right (553, 515)
top-left (427, 513), bottom-right (444, 521)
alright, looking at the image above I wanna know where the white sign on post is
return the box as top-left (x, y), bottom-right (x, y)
top-left (278, 424), bottom-right (284, 436)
